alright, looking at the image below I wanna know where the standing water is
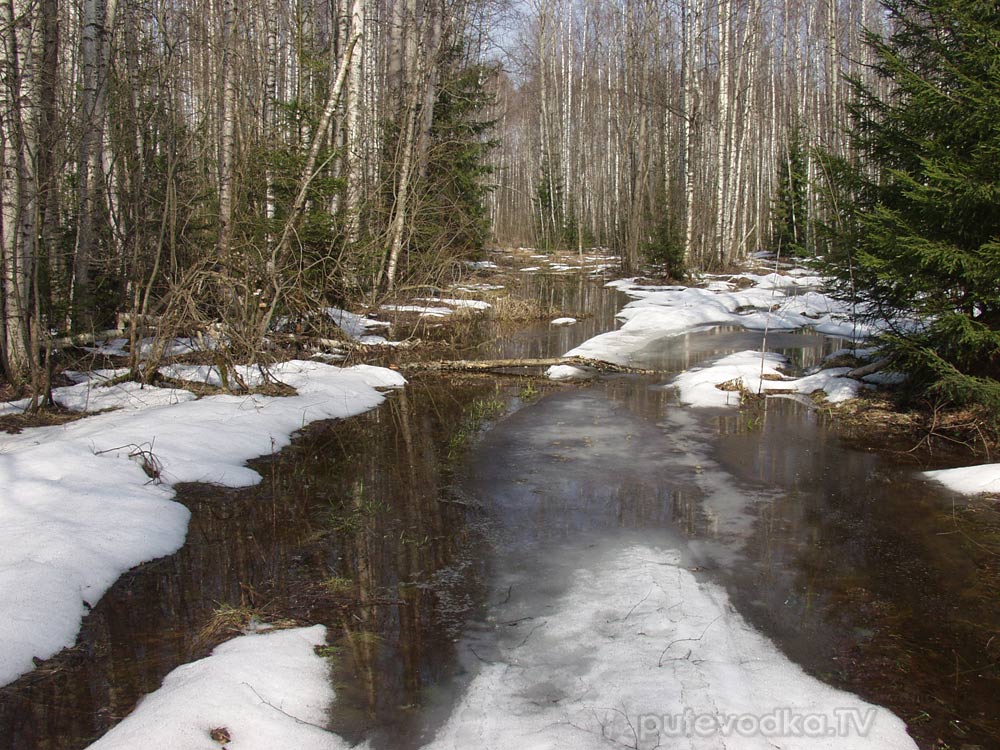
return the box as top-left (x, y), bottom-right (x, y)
top-left (0, 272), bottom-right (996, 749)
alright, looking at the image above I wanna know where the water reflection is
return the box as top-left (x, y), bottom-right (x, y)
top-left (712, 398), bottom-right (1000, 747)
top-left (0, 273), bottom-right (625, 750)
top-left (450, 329), bottom-right (999, 750)
top-left (3, 273), bottom-right (997, 750)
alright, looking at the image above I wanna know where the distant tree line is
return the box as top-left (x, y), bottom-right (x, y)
top-left (488, 0), bottom-right (891, 273)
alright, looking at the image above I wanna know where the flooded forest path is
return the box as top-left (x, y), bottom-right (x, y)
top-left (1, 267), bottom-right (998, 750)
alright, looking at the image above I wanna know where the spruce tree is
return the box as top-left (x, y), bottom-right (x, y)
top-left (416, 56), bottom-right (498, 258)
top-left (770, 124), bottom-right (809, 257)
top-left (829, 0), bottom-right (1000, 416)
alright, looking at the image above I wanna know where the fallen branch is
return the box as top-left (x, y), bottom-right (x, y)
top-left (848, 356), bottom-right (893, 380)
top-left (401, 356), bottom-right (656, 375)
top-left (49, 328), bottom-right (124, 351)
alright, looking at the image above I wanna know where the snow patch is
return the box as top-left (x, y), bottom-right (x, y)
top-left (86, 626), bottom-right (355, 750)
top-left (673, 351), bottom-right (786, 408)
top-left (381, 304), bottom-right (454, 317)
top-left (83, 338), bottom-right (129, 357)
top-left (923, 464), bottom-right (1000, 496)
top-left (545, 365), bottom-right (592, 381)
top-left (452, 283), bottom-right (504, 292)
top-left (0, 372), bottom-right (194, 415)
top-left (672, 351), bottom-right (863, 408)
top-left (416, 297), bottom-right (492, 311)
top-left (550, 317), bottom-right (577, 326)
top-left (324, 307), bottom-right (391, 343)
top-left (563, 274), bottom-right (876, 371)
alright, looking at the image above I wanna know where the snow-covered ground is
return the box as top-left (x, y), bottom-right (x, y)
top-left (673, 350), bottom-right (863, 408)
top-left (548, 270), bottom-right (885, 407)
top-left (0, 369), bottom-right (195, 415)
top-left (566, 272), bottom-right (871, 368)
top-left (87, 625), bottom-right (354, 750)
top-left (0, 361), bottom-right (404, 688)
top-left (325, 307), bottom-right (395, 346)
top-left (427, 544), bottom-right (916, 750)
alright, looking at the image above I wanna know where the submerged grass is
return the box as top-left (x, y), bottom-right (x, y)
top-left (446, 397), bottom-right (506, 459)
top-left (326, 492), bottom-right (388, 535)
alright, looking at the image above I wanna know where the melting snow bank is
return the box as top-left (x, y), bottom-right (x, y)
top-left (0, 361), bottom-right (405, 687)
top-left (427, 545), bottom-right (916, 750)
top-left (381, 298), bottom-right (493, 318)
top-left (673, 350), bottom-right (863, 408)
top-left (325, 307), bottom-right (395, 346)
top-left (923, 464), bottom-right (1000, 496)
top-left (87, 625), bottom-right (355, 750)
top-left (546, 364), bottom-right (592, 381)
top-left (564, 272), bottom-right (873, 368)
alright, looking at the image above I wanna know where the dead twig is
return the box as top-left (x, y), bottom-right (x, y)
top-left (657, 614), bottom-right (723, 667)
top-left (94, 441), bottom-right (163, 483)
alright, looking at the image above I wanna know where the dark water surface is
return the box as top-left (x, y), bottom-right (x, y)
top-left (1, 271), bottom-right (997, 749)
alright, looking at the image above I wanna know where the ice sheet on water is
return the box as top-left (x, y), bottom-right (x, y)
top-left (426, 544), bottom-right (916, 750)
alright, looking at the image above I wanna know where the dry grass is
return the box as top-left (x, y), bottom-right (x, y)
top-left (827, 393), bottom-right (999, 459)
top-left (0, 406), bottom-right (95, 434)
top-left (715, 377), bottom-right (765, 405)
top-left (194, 603), bottom-right (299, 652)
top-left (320, 576), bottom-right (355, 596)
top-left (485, 294), bottom-right (559, 322)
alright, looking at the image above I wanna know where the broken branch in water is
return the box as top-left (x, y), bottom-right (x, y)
top-left (400, 356), bottom-right (656, 375)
